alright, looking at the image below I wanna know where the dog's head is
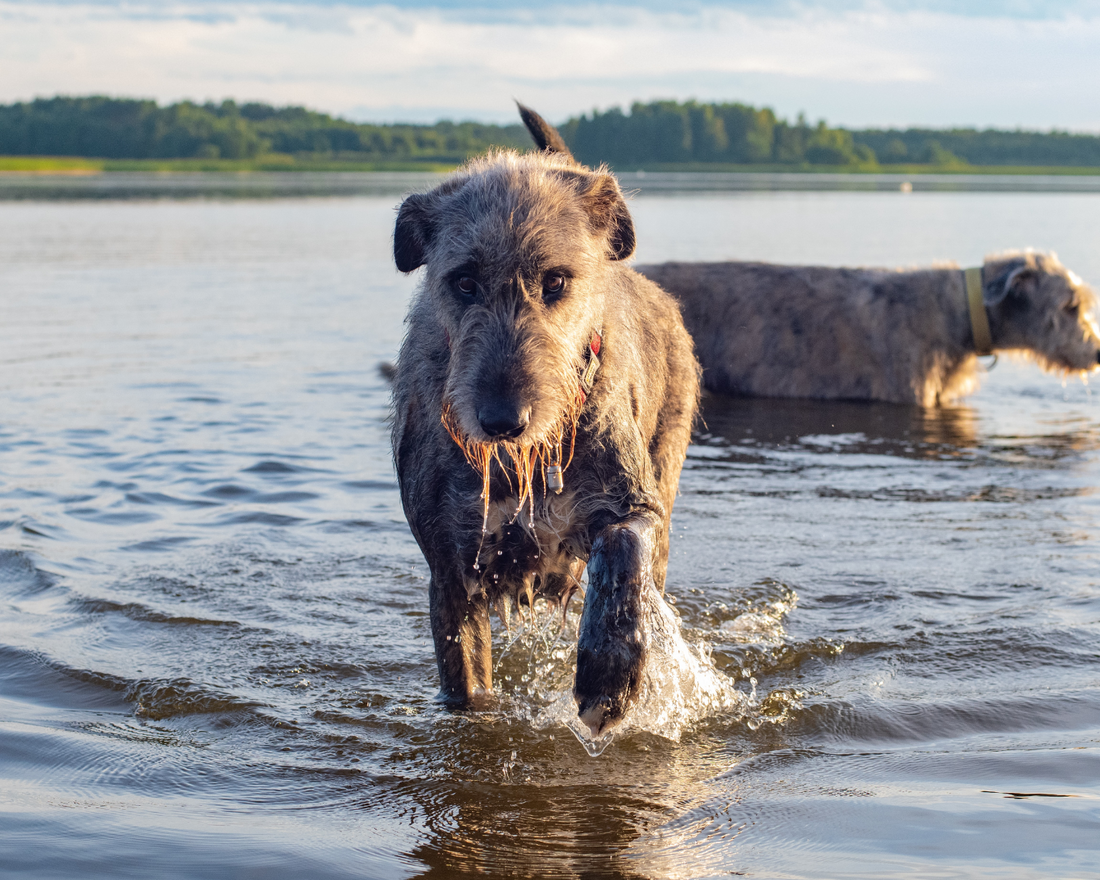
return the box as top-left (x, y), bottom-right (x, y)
top-left (393, 111), bottom-right (634, 476)
top-left (982, 252), bottom-right (1100, 373)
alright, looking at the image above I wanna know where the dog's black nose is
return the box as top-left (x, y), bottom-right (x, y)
top-left (477, 401), bottom-right (530, 439)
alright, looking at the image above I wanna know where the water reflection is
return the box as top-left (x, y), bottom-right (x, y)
top-left (0, 171), bottom-right (447, 201)
top-left (5, 171), bottom-right (1100, 202)
top-left (697, 393), bottom-right (980, 460)
top-left (396, 727), bottom-right (746, 880)
top-left (697, 391), bottom-right (1100, 473)
top-left (406, 781), bottom-right (654, 879)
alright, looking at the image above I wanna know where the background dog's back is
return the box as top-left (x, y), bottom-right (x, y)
top-left (642, 254), bottom-right (1099, 406)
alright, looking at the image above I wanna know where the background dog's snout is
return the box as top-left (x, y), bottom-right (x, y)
top-left (477, 400), bottom-right (531, 439)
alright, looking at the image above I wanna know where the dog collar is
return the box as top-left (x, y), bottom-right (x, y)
top-left (964, 267), bottom-right (993, 355)
top-left (544, 330), bottom-right (602, 495)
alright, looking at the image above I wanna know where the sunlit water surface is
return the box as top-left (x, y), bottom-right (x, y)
top-left (1, 179), bottom-right (1099, 878)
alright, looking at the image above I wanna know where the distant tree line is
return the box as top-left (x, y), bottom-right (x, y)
top-left (0, 96), bottom-right (529, 161)
top-left (848, 127), bottom-right (1100, 168)
top-left (559, 101), bottom-right (877, 167)
top-left (560, 100), bottom-right (1100, 168)
top-left (2, 95), bottom-right (1100, 168)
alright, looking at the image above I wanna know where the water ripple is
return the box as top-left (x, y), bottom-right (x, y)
top-left (3, 192), bottom-right (1100, 878)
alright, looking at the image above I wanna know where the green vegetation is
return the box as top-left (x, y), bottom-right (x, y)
top-left (850, 127), bottom-right (1100, 168)
top-left (560, 102), bottom-right (876, 169)
top-left (0, 155), bottom-right (104, 173)
top-left (0, 155), bottom-right (459, 174)
top-left (2, 95), bottom-right (1099, 173)
top-left (560, 100), bottom-right (1100, 170)
top-left (0, 96), bottom-right (529, 165)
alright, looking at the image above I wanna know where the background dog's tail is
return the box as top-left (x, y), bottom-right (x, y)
top-left (516, 101), bottom-right (576, 162)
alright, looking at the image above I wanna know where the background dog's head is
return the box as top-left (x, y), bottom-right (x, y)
top-left (393, 110), bottom-right (634, 459)
top-left (982, 251), bottom-right (1100, 373)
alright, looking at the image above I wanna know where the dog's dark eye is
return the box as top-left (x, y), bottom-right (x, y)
top-left (543, 273), bottom-right (567, 302)
top-left (455, 276), bottom-right (477, 300)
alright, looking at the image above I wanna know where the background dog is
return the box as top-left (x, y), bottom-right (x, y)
top-left (642, 253), bottom-right (1100, 406)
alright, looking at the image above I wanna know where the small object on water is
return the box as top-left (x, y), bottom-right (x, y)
top-left (545, 464), bottom-right (564, 494)
top-left (899, 181), bottom-right (913, 193)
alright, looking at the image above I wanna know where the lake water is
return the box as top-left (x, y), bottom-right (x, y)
top-left (1, 175), bottom-right (1099, 879)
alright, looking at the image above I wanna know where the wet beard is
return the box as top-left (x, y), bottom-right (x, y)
top-left (441, 398), bottom-right (580, 531)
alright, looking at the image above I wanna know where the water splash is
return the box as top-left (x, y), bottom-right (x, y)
top-left (492, 580), bottom-right (807, 756)
top-left (717, 585), bottom-right (798, 647)
top-left (500, 590), bottom-right (744, 756)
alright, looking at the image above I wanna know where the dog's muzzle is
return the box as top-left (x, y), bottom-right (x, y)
top-left (477, 400), bottom-right (531, 439)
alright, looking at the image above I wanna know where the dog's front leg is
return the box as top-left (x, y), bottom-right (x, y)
top-left (429, 574), bottom-right (493, 708)
top-left (573, 509), bottom-right (663, 737)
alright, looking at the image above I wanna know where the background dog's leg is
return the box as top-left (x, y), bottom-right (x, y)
top-left (429, 576), bottom-right (493, 708)
top-left (573, 511), bottom-right (663, 737)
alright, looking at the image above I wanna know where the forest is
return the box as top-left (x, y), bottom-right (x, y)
top-left (0, 96), bottom-right (529, 163)
top-left (2, 95), bottom-right (1099, 169)
top-left (560, 101), bottom-right (1100, 168)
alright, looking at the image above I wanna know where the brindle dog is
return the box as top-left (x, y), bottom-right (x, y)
top-left (391, 106), bottom-right (699, 736)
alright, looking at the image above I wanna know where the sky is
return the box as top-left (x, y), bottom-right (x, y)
top-left (2, 1), bottom-right (1099, 130)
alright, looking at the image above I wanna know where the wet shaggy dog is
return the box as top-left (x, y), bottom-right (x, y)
top-left (390, 107), bottom-right (699, 735)
top-left (641, 253), bottom-right (1100, 406)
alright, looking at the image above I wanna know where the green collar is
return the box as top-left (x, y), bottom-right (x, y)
top-left (964, 267), bottom-right (993, 355)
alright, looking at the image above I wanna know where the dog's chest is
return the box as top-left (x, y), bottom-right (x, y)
top-left (471, 491), bottom-right (587, 589)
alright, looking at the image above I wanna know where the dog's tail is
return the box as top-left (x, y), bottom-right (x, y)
top-left (516, 101), bottom-right (576, 162)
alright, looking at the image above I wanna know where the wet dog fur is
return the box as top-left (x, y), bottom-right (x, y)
top-left (390, 106), bottom-right (699, 735)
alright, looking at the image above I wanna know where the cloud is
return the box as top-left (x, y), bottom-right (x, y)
top-left (1, 1), bottom-right (1098, 130)
top-left (6, 0), bottom-right (1100, 18)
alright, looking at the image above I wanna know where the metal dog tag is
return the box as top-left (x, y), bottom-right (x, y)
top-left (581, 354), bottom-right (600, 393)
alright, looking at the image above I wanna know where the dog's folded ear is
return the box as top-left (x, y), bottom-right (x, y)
top-left (394, 192), bottom-right (434, 273)
top-left (517, 101), bottom-right (576, 163)
top-left (987, 257), bottom-right (1039, 306)
top-left (582, 174), bottom-right (636, 262)
top-left (1000, 264), bottom-right (1040, 302)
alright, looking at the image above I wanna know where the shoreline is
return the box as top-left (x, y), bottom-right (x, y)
top-left (3, 156), bottom-right (1100, 177)
top-left (3, 168), bottom-right (1100, 199)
